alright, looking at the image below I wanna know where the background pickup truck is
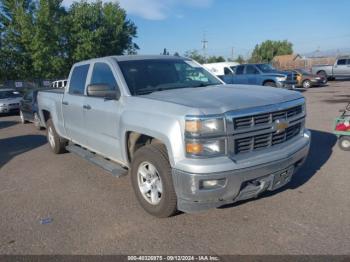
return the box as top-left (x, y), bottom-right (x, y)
top-left (223, 63), bottom-right (298, 89)
top-left (38, 55), bottom-right (310, 217)
top-left (312, 56), bottom-right (350, 80)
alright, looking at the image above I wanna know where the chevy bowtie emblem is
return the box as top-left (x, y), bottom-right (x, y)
top-left (275, 119), bottom-right (289, 133)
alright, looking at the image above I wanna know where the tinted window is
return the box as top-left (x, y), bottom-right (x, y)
top-left (0, 90), bottom-right (21, 99)
top-left (24, 91), bottom-right (33, 101)
top-left (347, 59), bottom-right (350, 65)
top-left (236, 65), bottom-right (244, 75)
top-left (224, 67), bottom-right (232, 75)
top-left (246, 65), bottom-right (259, 74)
top-left (90, 63), bottom-right (117, 89)
top-left (69, 64), bottom-right (89, 95)
top-left (337, 59), bottom-right (346, 65)
top-left (58, 82), bottom-right (63, 88)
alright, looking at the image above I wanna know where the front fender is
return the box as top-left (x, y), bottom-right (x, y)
top-left (119, 110), bottom-right (184, 167)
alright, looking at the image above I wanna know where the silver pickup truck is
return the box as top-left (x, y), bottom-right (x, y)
top-left (38, 55), bottom-right (311, 217)
top-left (312, 56), bottom-right (350, 80)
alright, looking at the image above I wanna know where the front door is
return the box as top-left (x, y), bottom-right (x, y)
top-left (63, 64), bottom-right (90, 146)
top-left (83, 61), bottom-right (123, 162)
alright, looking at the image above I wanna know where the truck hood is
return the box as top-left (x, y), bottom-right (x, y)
top-left (0, 97), bottom-right (22, 105)
top-left (142, 84), bottom-right (303, 114)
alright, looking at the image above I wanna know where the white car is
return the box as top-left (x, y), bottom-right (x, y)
top-left (203, 62), bottom-right (239, 79)
top-left (0, 89), bottom-right (22, 114)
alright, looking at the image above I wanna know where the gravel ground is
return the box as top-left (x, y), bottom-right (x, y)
top-left (0, 81), bottom-right (349, 255)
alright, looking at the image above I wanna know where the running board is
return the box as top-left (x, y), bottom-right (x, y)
top-left (66, 144), bottom-right (127, 177)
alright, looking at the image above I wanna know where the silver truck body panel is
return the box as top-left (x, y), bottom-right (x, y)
top-left (37, 55), bottom-right (310, 212)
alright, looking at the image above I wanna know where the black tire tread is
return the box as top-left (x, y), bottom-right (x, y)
top-left (46, 119), bottom-right (67, 154)
top-left (131, 143), bottom-right (177, 218)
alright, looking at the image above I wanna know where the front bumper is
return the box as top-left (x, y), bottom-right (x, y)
top-left (0, 105), bottom-right (20, 113)
top-left (172, 130), bottom-right (311, 213)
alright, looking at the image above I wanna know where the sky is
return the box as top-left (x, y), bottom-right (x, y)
top-left (62, 0), bottom-right (350, 59)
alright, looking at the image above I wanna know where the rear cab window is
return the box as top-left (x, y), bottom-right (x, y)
top-left (69, 64), bottom-right (90, 95)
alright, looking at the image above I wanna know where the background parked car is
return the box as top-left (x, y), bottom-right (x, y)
top-left (289, 68), bottom-right (327, 88)
top-left (312, 56), bottom-right (350, 80)
top-left (19, 89), bottom-right (44, 129)
top-left (0, 88), bottom-right (22, 115)
top-left (203, 62), bottom-right (239, 79)
top-left (223, 63), bottom-right (298, 89)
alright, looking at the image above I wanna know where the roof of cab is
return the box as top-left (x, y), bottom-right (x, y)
top-left (74, 55), bottom-right (189, 66)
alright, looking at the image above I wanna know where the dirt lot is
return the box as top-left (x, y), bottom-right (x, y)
top-left (0, 81), bottom-right (350, 255)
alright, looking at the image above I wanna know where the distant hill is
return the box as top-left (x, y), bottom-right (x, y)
top-left (303, 48), bottom-right (350, 58)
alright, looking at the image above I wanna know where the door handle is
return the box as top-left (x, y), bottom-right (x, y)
top-left (83, 104), bottom-right (91, 110)
top-left (62, 101), bottom-right (69, 105)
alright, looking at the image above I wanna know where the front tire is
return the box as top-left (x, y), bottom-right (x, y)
top-left (302, 79), bottom-right (312, 89)
top-left (33, 113), bottom-right (43, 130)
top-left (263, 81), bottom-right (277, 87)
top-left (46, 119), bottom-right (67, 154)
top-left (130, 143), bottom-right (177, 218)
top-left (19, 110), bottom-right (28, 124)
top-left (338, 136), bottom-right (350, 151)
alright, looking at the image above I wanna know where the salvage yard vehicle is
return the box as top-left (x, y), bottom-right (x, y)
top-left (289, 68), bottom-right (327, 88)
top-left (203, 62), bottom-right (239, 79)
top-left (0, 88), bottom-right (22, 114)
top-left (334, 102), bottom-right (350, 151)
top-left (223, 63), bottom-right (298, 89)
top-left (37, 55), bottom-right (311, 217)
top-left (312, 56), bottom-right (350, 80)
top-left (19, 89), bottom-right (45, 129)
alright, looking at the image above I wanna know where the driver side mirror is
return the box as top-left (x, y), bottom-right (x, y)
top-left (87, 84), bottom-right (120, 100)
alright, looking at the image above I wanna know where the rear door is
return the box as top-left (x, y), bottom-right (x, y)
top-left (62, 64), bottom-right (90, 146)
top-left (83, 61), bottom-right (123, 161)
top-left (333, 59), bottom-right (348, 76)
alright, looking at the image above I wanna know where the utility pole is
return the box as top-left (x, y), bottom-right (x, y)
top-left (231, 47), bottom-right (234, 61)
top-left (201, 32), bottom-right (208, 60)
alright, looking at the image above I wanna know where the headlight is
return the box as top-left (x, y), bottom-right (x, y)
top-left (185, 116), bottom-right (225, 137)
top-left (0, 103), bottom-right (5, 107)
top-left (276, 76), bottom-right (287, 82)
top-left (186, 139), bottom-right (226, 157)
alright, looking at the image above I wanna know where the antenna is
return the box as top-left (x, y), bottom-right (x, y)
top-left (201, 32), bottom-right (208, 59)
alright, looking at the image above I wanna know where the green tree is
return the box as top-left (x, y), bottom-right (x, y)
top-left (66, 0), bottom-right (138, 64)
top-left (250, 40), bottom-right (293, 63)
top-left (207, 56), bottom-right (225, 63)
top-left (184, 50), bottom-right (206, 64)
top-left (31, 0), bottom-right (68, 78)
top-left (0, 0), bottom-right (35, 80)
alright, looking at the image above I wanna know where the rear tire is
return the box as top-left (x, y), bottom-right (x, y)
top-left (130, 143), bottom-right (177, 218)
top-left (317, 70), bottom-right (328, 79)
top-left (263, 81), bottom-right (277, 87)
top-left (338, 136), bottom-right (350, 151)
top-left (46, 119), bottom-right (67, 154)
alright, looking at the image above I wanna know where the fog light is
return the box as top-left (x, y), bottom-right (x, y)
top-left (200, 179), bottom-right (226, 189)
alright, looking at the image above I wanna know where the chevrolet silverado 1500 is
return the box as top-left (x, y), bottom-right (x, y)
top-left (38, 55), bottom-right (310, 217)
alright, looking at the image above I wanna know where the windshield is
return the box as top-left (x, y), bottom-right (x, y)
top-left (296, 69), bottom-right (311, 75)
top-left (117, 59), bottom-right (222, 95)
top-left (0, 90), bottom-right (21, 99)
top-left (256, 64), bottom-right (276, 73)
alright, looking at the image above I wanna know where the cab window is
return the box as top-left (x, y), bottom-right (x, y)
top-left (245, 65), bottom-right (259, 74)
top-left (224, 67), bottom-right (233, 75)
top-left (69, 64), bottom-right (90, 95)
top-left (337, 59), bottom-right (346, 65)
top-left (90, 62), bottom-right (117, 90)
top-left (235, 65), bottom-right (244, 75)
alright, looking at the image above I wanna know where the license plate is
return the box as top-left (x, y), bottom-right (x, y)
top-left (272, 168), bottom-right (293, 190)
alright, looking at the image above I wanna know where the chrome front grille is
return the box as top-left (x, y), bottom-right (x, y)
top-left (234, 105), bottom-right (302, 130)
top-left (234, 123), bottom-right (302, 154)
